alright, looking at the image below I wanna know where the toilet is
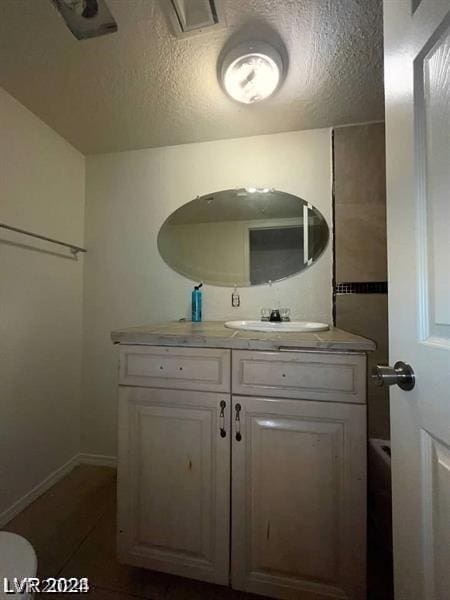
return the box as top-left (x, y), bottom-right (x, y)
top-left (0, 532), bottom-right (37, 599)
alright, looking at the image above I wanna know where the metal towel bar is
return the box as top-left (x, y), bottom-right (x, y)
top-left (0, 222), bottom-right (86, 256)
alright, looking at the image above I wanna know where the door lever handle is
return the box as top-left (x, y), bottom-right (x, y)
top-left (371, 361), bottom-right (415, 391)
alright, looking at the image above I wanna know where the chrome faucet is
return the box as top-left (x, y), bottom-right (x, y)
top-left (261, 308), bottom-right (291, 322)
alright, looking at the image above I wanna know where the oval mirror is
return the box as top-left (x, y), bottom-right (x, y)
top-left (158, 188), bottom-right (329, 287)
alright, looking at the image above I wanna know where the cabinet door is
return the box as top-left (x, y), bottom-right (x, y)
top-left (231, 396), bottom-right (366, 600)
top-left (118, 386), bottom-right (230, 585)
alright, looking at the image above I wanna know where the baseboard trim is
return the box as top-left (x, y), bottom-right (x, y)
top-left (0, 453), bottom-right (117, 528)
top-left (0, 454), bottom-right (79, 528)
top-left (78, 453), bottom-right (117, 468)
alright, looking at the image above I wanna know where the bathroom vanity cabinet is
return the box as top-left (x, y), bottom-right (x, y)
top-left (112, 322), bottom-right (374, 600)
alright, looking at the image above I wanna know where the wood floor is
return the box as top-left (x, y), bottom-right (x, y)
top-left (4, 465), bottom-right (393, 599)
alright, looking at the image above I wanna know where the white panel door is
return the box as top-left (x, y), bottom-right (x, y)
top-left (231, 396), bottom-right (366, 600)
top-left (117, 386), bottom-right (230, 585)
top-left (384, 1), bottom-right (450, 598)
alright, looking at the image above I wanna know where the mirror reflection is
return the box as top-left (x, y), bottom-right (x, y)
top-left (157, 188), bottom-right (329, 287)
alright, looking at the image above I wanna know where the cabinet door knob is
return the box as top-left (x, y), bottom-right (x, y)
top-left (235, 403), bottom-right (242, 442)
top-left (219, 400), bottom-right (226, 438)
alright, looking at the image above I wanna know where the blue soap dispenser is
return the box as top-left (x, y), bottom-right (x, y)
top-left (192, 282), bottom-right (203, 322)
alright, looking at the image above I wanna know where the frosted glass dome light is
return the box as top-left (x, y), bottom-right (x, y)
top-left (221, 42), bottom-right (283, 104)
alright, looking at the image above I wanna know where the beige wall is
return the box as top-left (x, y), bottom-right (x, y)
top-left (334, 123), bottom-right (389, 439)
top-left (160, 220), bottom-right (250, 286)
top-left (83, 129), bottom-right (332, 457)
top-left (334, 123), bottom-right (387, 283)
top-left (0, 88), bottom-right (85, 518)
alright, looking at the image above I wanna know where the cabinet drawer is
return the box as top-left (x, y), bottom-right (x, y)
top-left (119, 345), bottom-right (230, 393)
top-left (232, 350), bottom-right (366, 403)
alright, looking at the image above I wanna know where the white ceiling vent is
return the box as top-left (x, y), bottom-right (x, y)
top-left (166, 0), bottom-right (224, 38)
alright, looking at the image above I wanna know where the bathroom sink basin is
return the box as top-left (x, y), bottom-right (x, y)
top-left (224, 320), bottom-right (330, 333)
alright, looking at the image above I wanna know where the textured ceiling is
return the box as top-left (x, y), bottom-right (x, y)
top-left (0, 0), bottom-right (384, 155)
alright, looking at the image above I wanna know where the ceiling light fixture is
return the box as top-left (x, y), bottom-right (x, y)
top-left (221, 41), bottom-right (283, 104)
top-left (245, 187), bottom-right (271, 193)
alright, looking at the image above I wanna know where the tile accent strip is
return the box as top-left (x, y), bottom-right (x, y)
top-left (335, 281), bottom-right (388, 295)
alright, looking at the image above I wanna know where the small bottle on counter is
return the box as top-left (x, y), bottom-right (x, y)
top-left (192, 282), bottom-right (203, 322)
